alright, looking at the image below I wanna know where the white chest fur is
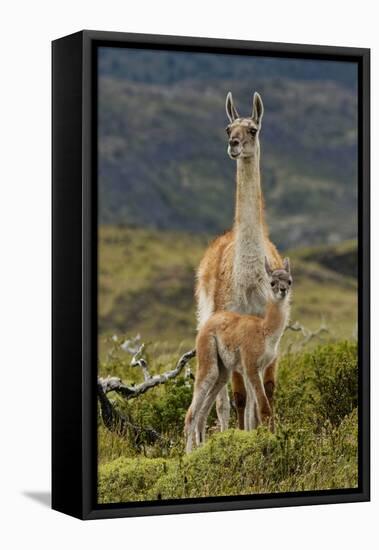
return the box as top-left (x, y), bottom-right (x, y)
top-left (257, 336), bottom-right (280, 371)
top-left (257, 306), bottom-right (290, 370)
top-left (231, 249), bottom-right (271, 318)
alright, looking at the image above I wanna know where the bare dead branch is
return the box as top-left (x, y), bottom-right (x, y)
top-left (97, 347), bottom-right (196, 443)
top-left (130, 343), bottom-right (151, 380)
top-left (285, 320), bottom-right (329, 345)
top-left (97, 380), bottom-right (128, 434)
top-left (98, 348), bottom-right (196, 400)
top-left (97, 381), bottom-right (163, 445)
top-left (120, 334), bottom-right (142, 354)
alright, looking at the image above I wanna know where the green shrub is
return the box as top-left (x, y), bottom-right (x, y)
top-left (131, 377), bottom-right (194, 438)
top-left (98, 457), bottom-right (169, 503)
top-left (276, 340), bottom-right (357, 428)
top-left (312, 342), bottom-right (358, 425)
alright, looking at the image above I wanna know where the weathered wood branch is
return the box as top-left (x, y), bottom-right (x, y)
top-left (97, 347), bottom-right (196, 442)
top-left (98, 348), bottom-right (196, 400)
top-left (97, 381), bottom-right (163, 444)
top-left (97, 380), bottom-right (128, 434)
top-left (130, 343), bottom-right (151, 380)
top-left (285, 320), bottom-right (329, 345)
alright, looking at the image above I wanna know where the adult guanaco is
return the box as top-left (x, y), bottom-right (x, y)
top-left (186, 258), bottom-right (292, 453)
top-left (195, 91), bottom-right (283, 431)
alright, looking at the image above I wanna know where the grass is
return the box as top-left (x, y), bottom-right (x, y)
top-left (98, 341), bottom-right (358, 503)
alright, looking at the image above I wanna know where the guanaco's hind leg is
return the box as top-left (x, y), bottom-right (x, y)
top-left (215, 348), bottom-right (231, 431)
top-left (215, 385), bottom-right (230, 431)
top-left (263, 359), bottom-right (277, 432)
top-left (185, 334), bottom-right (219, 453)
top-left (231, 371), bottom-right (246, 429)
top-left (215, 353), bottom-right (231, 432)
top-left (244, 389), bottom-right (258, 431)
top-left (197, 366), bottom-right (230, 444)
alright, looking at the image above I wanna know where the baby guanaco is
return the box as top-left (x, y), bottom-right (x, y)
top-left (185, 257), bottom-right (292, 452)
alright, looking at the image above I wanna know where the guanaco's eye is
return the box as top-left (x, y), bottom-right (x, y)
top-left (288, 280), bottom-right (292, 286)
top-left (270, 281), bottom-right (275, 287)
top-left (225, 126), bottom-right (231, 135)
top-left (249, 128), bottom-right (257, 136)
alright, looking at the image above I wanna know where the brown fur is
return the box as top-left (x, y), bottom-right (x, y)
top-left (186, 267), bottom-right (292, 452)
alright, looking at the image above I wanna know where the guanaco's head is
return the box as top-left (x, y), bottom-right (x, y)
top-left (265, 257), bottom-right (293, 301)
top-left (225, 91), bottom-right (264, 160)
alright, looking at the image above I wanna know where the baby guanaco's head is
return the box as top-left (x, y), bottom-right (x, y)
top-left (265, 257), bottom-right (293, 301)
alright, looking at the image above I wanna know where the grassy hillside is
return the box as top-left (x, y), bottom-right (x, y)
top-left (98, 225), bottom-right (357, 358)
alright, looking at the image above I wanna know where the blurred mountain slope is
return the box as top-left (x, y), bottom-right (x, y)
top-left (99, 50), bottom-right (357, 249)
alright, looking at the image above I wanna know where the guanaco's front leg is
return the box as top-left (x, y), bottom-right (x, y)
top-left (244, 365), bottom-right (272, 428)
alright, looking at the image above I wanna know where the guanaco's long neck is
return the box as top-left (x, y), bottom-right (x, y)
top-left (263, 299), bottom-right (290, 341)
top-left (234, 154), bottom-right (266, 269)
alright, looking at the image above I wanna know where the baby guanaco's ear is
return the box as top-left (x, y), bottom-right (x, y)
top-left (265, 257), bottom-right (273, 276)
top-left (283, 257), bottom-right (291, 274)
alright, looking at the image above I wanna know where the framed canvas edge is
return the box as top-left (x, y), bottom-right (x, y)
top-left (53, 30), bottom-right (370, 520)
top-left (61, 28), bottom-right (371, 57)
top-left (52, 31), bottom-right (85, 520)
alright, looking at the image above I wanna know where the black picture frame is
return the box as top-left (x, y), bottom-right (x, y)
top-left (52, 30), bottom-right (370, 520)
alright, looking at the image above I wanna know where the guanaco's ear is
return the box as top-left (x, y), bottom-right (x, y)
top-left (252, 92), bottom-right (264, 126)
top-left (226, 92), bottom-right (239, 123)
top-left (283, 257), bottom-right (291, 274)
top-left (265, 257), bottom-right (273, 276)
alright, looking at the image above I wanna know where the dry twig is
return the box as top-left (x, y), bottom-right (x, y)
top-left (285, 320), bottom-right (329, 346)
